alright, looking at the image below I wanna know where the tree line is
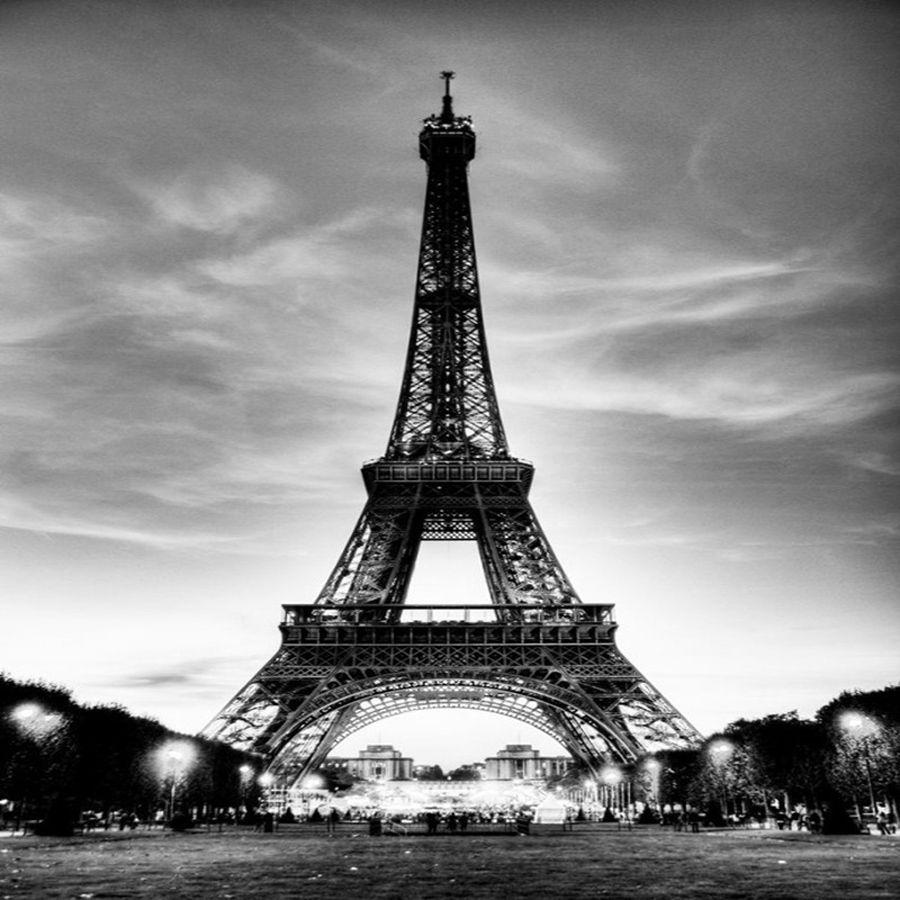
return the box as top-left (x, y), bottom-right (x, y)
top-left (0, 674), bottom-right (261, 834)
top-left (557, 684), bottom-right (899, 832)
top-left (3, 673), bottom-right (897, 835)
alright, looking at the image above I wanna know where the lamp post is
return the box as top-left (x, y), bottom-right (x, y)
top-left (301, 774), bottom-right (324, 822)
top-left (840, 711), bottom-right (878, 818)
top-left (709, 739), bottom-right (734, 824)
top-left (644, 757), bottom-right (661, 814)
top-left (238, 764), bottom-right (253, 821)
top-left (582, 778), bottom-right (595, 818)
top-left (9, 702), bottom-right (66, 832)
top-left (157, 741), bottom-right (196, 823)
top-left (601, 766), bottom-right (622, 813)
top-left (258, 772), bottom-right (275, 809)
top-left (167, 750), bottom-right (181, 820)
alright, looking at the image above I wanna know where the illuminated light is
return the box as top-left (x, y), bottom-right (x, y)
top-left (839, 710), bottom-right (877, 737)
top-left (258, 772), bottom-right (275, 787)
top-left (601, 766), bottom-right (621, 786)
top-left (12, 703), bottom-right (43, 722)
top-left (644, 757), bottom-right (661, 773)
top-left (10, 703), bottom-right (65, 737)
top-left (709, 739), bottom-right (734, 759)
top-left (156, 739), bottom-right (197, 821)
top-left (157, 739), bottom-right (197, 774)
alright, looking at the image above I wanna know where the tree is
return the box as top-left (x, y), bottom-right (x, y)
top-left (723, 713), bottom-right (830, 812)
top-left (818, 686), bottom-right (900, 821)
top-left (0, 673), bottom-right (260, 830)
top-left (447, 764), bottom-right (481, 781)
top-left (654, 749), bottom-right (702, 810)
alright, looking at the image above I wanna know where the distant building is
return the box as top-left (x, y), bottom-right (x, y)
top-left (323, 744), bottom-right (413, 781)
top-left (484, 744), bottom-right (572, 780)
top-left (325, 743), bottom-right (571, 782)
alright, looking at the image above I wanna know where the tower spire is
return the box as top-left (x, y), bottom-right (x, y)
top-left (440, 69), bottom-right (455, 123)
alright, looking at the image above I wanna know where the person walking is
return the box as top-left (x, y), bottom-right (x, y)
top-left (326, 807), bottom-right (340, 835)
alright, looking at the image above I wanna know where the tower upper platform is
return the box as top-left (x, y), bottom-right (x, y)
top-left (419, 71), bottom-right (475, 163)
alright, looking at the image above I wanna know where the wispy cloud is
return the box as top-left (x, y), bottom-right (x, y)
top-left (198, 206), bottom-right (388, 287)
top-left (131, 165), bottom-right (279, 234)
top-left (0, 205), bottom-right (399, 550)
top-left (504, 357), bottom-right (898, 432)
top-left (0, 192), bottom-right (109, 281)
top-left (120, 657), bottom-right (250, 690)
top-left (845, 452), bottom-right (900, 478)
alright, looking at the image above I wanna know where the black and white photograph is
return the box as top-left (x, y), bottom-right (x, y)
top-left (1, 1), bottom-right (898, 896)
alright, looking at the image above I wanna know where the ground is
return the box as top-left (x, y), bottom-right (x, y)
top-left (1, 825), bottom-right (897, 899)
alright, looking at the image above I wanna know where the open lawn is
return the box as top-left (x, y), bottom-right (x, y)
top-left (1, 825), bottom-right (897, 899)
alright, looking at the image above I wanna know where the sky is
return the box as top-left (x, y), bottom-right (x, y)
top-left (1, 0), bottom-right (898, 771)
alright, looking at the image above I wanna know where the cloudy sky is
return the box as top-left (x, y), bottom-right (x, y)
top-left (1, 1), bottom-right (898, 770)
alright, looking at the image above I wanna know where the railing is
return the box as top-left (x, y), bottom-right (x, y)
top-left (362, 459), bottom-right (533, 485)
top-left (282, 603), bottom-right (615, 626)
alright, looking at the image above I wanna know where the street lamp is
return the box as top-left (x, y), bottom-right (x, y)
top-left (300, 774), bottom-right (324, 821)
top-left (839, 711), bottom-right (878, 817)
top-left (10, 702), bottom-right (64, 738)
top-left (582, 778), bottom-right (595, 806)
top-left (8, 702), bottom-right (66, 832)
top-left (157, 741), bottom-right (196, 821)
top-left (238, 764), bottom-right (254, 820)
top-left (601, 766), bottom-right (622, 812)
top-left (708, 739), bottom-right (735, 823)
top-left (11, 703), bottom-right (42, 723)
top-left (644, 757), bottom-right (661, 811)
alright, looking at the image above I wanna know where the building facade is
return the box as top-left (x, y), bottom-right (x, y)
top-left (484, 745), bottom-right (572, 780)
top-left (323, 744), bottom-right (413, 781)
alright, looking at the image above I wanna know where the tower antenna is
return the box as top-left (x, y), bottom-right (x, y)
top-left (439, 70), bottom-right (455, 122)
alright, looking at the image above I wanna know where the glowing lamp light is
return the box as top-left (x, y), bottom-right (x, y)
top-left (10, 703), bottom-right (64, 738)
top-left (644, 757), bottom-right (661, 773)
top-left (157, 740), bottom-right (197, 773)
top-left (258, 772), bottom-right (275, 788)
top-left (302, 774), bottom-right (324, 790)
top-left (709, 739), bottom-right (734, 759)
top-left (601, 766), bottom-right (621, 786)
top-left (11, 703), bottom-right (43, 722)
top-left (839, 711), bottom-right (876, 737)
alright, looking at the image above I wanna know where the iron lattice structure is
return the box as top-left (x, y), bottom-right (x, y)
top-left (203, 74), bottom-right (702, 785)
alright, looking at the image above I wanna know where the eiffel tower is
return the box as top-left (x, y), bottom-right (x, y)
top-left (203, 73), bottom-right (701, 785)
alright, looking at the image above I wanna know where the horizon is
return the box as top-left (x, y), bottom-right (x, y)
top-left (1, 1), bottom-right (898, 773)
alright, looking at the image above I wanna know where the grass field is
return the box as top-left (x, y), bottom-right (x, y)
top-left (1, 825), bottom-right (897, 899)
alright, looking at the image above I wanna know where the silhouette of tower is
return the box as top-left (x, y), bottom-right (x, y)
top-left (203, 73), bottom-right (701, 784)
